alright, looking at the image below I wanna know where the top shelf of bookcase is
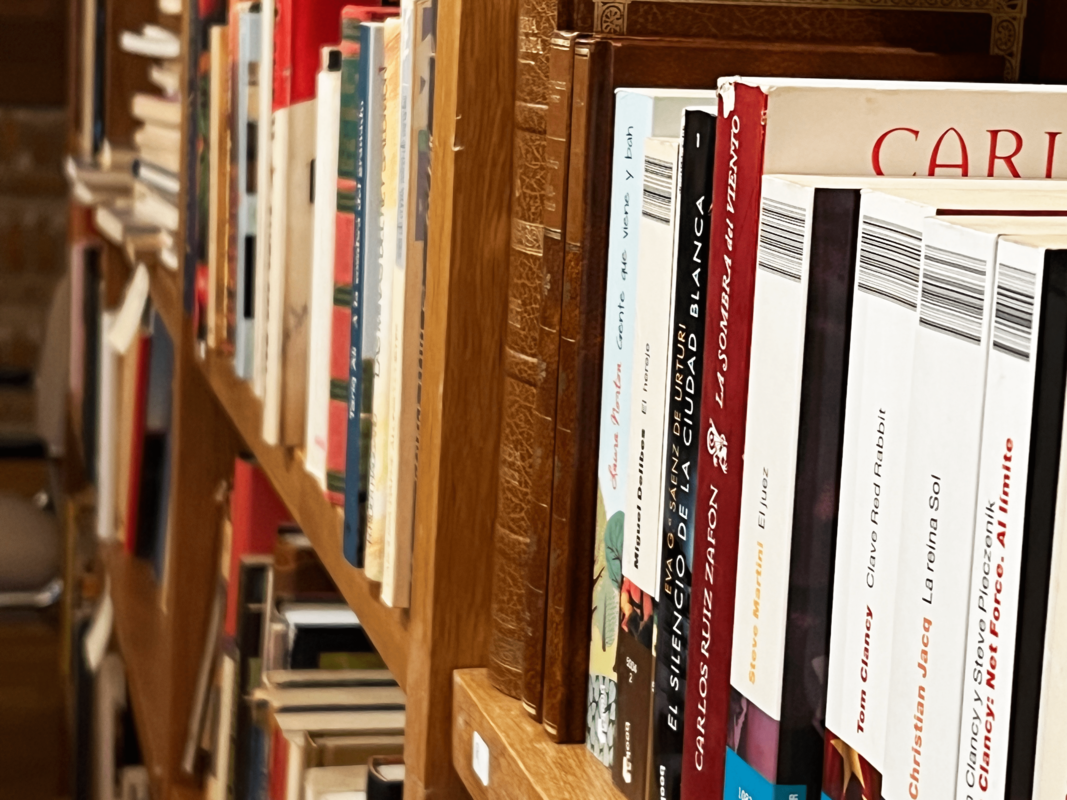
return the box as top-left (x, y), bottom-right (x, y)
top-left (143, 263), bottom-right (411, 687)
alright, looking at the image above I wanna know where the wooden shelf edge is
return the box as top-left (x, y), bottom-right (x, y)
top-left (452, 669), bottom-right (621, 800)
top-left (197, 348), bottom-right (411, 688)
top-left (102, 544), bottom-right (177, 800)
top-left (147, 261), bottom-right (184, 343)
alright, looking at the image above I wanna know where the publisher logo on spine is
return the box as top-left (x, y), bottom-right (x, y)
top-left (706, 418), bottom-right (728, 474)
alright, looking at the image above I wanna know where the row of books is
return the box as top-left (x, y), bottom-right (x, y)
top-left (191, 457), bottom-right (407, 800)
top-left (187, 0), bottom-right (434, 610)
top-left (487, 74), bottom-right (1067, 799)
top-left (69, 0), bottom-right (436, 609)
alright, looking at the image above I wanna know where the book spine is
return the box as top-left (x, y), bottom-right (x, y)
top-left (226, 7), bottom-right (243, 360)
top-left (680, 83), bottom-right (764, 800)
top-left (329, 39), bottom-right (361, 508)
top-left (382, 0), bottom-right (417, 608)
top-left (343, 23), bottom-right (386, 571)
top-left (614, 134), bottom-right (682, 795)
top-left (651, 108), bottom-right (715, 800)
top-left (124, 334), bottom-right (152, 555)
top-left (525, 29), bottom-right (577, 723)
top-left (96, 311), bottom-right (118, 541)
top-left (262, 103), bottom-right (289, 445)
top-left (485, 0), bottom-right (562, 702)
top-left (542, 37), bottom-right (612, 744)
top-left (1032, 253), bottom-right (1067, 800)
top-left (723, 177), bottom-right (814, 796)
top-left (305, 57), bottom-right (342, 489)
top-left (881, 218), bottom-right (996, 799)
top-left (365, 19), bottom-right (401, 583)
top-left (1004, 255), bottom-right (1067, 800)
top-left (776, 187), bottom-right (859, 793)
top-left (586, 87), bottom-right (650, 768)
top-left (234, 9), bottom-right (260, 381)
top-left (822, 193), bottom-right (928, 796)
top-left (252, 0), bottom-right (274, 399)
top-left (955, 243), bottom-right (1065, 799)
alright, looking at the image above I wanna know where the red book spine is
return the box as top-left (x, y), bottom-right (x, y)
top-left (268, 724), bottom-right (287, 800)
top-left (124, 335), bottom-right (152, 555)
top-left (272, 0), bottom-right (293, 114)
top-left (326, 176), bottom-right (356, 504)
top-left (225, 458), bottom-right (293, 637)
top-left (680, 84), bottom-right (767, 798)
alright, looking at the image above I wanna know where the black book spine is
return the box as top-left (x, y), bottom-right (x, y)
top-left (777, 188), bottom-right (859, 790)
top-left (1005, 253), bottom-right (1067, 799)
top-left (650, 108), bottom-right (715, 800)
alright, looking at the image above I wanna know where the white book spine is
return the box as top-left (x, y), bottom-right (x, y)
top-left (587, 89), bottom-right (651, 759)
top-left (955, 238), bottom-right (1046, 800)
top-left (262, 107), bottom-right (289, 445)
top-left (235, 8), bottom-right (261, 381)
top-left (826, 192), bottom-right (927, 771)
top-left (96, 311), bottom-right (118, 541)
top-left (363, 23), bottom-right (395, 582)
top-left (881, 217), bottom-right (997, 799)
top-left (621, 136), bottom-right (680, 600)
top-left (729, 176), bottom-right (814, 720)
top-left (382, 0), bottom-right (416, 607)
top-left (305, 61), bottom-right (342, 488)
top-left (252, 0), bottom-right (274, 400)
top-left (1035, 389), bottom-right (1067, 800)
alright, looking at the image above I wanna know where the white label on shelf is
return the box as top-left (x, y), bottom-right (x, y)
top-left (472, 730), bottom-right (490, 786)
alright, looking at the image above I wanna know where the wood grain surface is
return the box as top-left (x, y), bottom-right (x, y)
top-left (452, 669), bottom-right (623, 800)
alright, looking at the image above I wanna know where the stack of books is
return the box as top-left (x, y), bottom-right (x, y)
top-left (485, 70), bottom-right (1067, 800)
top-left (190, 0), bottom-right (433, 611)
top-left (190, 457), bottom-right (407, 800)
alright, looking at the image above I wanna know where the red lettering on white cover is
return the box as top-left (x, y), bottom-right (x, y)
top-left (987, 130), bottom-right (1024, 177)
top-left (928, 127), bottom-right (970, 176)
top-left (1047, 132), bottom-right (1062, 178)
top-left (871, 127), bottom-right (920, 176)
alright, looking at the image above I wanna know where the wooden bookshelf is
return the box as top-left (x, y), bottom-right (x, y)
top-left (198, 347), bottom-right (411, 685)
top-left (452, 669), bottom-right (622, 800)
top-left (103, 545), bottom-right (181, 800)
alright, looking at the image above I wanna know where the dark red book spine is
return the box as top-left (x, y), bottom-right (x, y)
top-left (680, 83), bottom-right (766, 799)
top-left (124, 334), bottom-right (152, 555)
top-left (225, 458), bottom-right (293, 637)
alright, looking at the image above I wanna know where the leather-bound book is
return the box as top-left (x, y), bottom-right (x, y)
top-left (487, 0), bottom-right (575, 707)
top-left (540, 34), bottom-right (1002, 764)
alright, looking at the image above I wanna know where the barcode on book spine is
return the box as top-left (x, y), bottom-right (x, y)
top-left (857, 216), bottom-right (922, 309)
top-left (642, 155), bottom-right (673, 225)
top-left (992, 263), bottom-right (1037, 361)
top-left (919, 244), bottom-right (987, 345)
top-left (757, 198), bottom-right (806, 282)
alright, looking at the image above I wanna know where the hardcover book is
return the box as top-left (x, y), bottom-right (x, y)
top-left (364, 17), bottom-right (402, 582)
top-left (330, 6), bottom-right (400, 509)
top-left (306, 47), bottom-right (344, 491)
top-left (232, 3), bottom-right (261, 381)
top-left (343, 20), bottom-right (387, 569)
top-left (382, 0), bottom-right (433, 610)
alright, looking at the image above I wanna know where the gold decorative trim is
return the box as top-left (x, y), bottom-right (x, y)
top-left (592, 0), bottom-right (1027, 80)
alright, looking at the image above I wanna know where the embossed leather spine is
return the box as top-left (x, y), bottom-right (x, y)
top-left (541, 36), bottom-right (609, 743)
top-left (487, 0), bottom-right (563, 703)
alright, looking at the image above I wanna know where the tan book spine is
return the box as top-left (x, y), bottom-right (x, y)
top-left (486, 0), bottom-right (566, 705)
